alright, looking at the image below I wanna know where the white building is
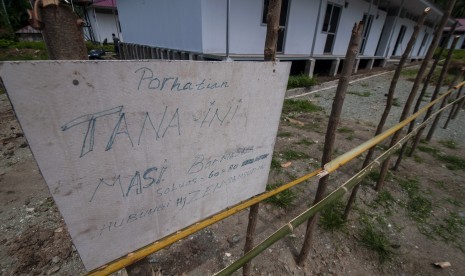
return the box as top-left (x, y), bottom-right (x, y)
top-left (116, 0), bottom-right (445, 76)
top-left (83, 0), bottom-right (123, 44)
top-left (443, 18), bottom-right (465, 50)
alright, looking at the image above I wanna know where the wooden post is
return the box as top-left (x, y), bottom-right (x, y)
top-left (375, 0), bottom-right (456, 191)
top-left (443, 75), bottom-right (464, 128)
top-left (392, 21), bottom-right (458, 170)
top-left (343, 8), bottom-right (430, 220)
top-left (407, 35), bottom-right (460, 156)
top-left (425, 37), bottom-right (462, 140)
top-left (242, 1), bottom-right (281, 275)
top-left (297, 22), bottom-right (364, 266)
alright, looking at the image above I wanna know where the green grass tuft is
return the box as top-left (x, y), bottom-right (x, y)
top-left (282, 149), bottom-right (309, 160)
top-left (319, 200), bottom-right (346, 231)
top-left (348, 91), bottom-right (371, 97)
top-left (359, 221), bottom-right (393, 263)
top-left (265, 182), bottom-right (297, 208)
top-left (436, 154), bottom-right (465, 171)
top-left (287, 74), bottom-right (317, 89)
top-left (439, 139), bottom-right (459, 149)
top-left (277, 131), bottom-right (292, 138)
top-left (282, 99), bottom-right (323, 114)
top-left (297, 138), bottom-right (315, 146)
top-left (337, 127), bottom-right (354, 134)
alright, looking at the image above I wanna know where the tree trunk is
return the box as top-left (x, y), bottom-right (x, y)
top-left (39, 2), bottom-right (88, 60)
top-left (375, 0), bottom-right (456, 191)
top-left (297, 22), bottom-right (364, 266)
top-left (343, 7), bottom-right (430, 220)
top-left (243, 1), bottom-right (282, 275)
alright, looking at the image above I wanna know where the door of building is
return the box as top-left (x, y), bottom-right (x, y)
top-left (322, 3), bottom-right (342, 54)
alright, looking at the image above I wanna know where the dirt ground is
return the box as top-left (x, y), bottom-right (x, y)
top-left (1, 69), bottom-right (465, 275)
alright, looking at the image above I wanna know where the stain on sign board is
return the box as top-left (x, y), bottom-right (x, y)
top-left (0, 60), bottom-right (290, 270)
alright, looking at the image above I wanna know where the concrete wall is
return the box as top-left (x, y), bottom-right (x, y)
top-left (86, 8), bottom-right (122, 43)
top-left (117, 0), bottom-right (203, 52)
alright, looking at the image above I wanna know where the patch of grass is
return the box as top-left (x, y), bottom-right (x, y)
top-left (360, 83), bottom-right (369, 88)
top-left (373, 191), bottom-right (395, 209)
top-left (446, 197), bottom-right (463, 207)
top-left (297, 138), bottom-right (315, 146)
top-left (319, 200), bottom-right (346, 231)
top-left (277, 131), bottom-right (292, 138)
top-left (436, 154), bottom-right (465, 171)
top-left (413, 155), bottom-right (424, 163)
top-left (282, 149), bottom-right (309, 160)
top-left (287, 74), bottom-right (317, 89)
top-left (401, 69), bottom-right (418, 77)
top-left (337, 127), bottom-right (354, 134)
top-left (398, 177), bottom-right (420, 197)
top-left (270, 158), bottom-right (281, 170)
top-left (439, 139), bottom-right (459, 149)
top-left (13, 41), bottom-right (46, 50)
top-left (435, 181), bottom-right (447, 190)
top-left (359, 219), bottom-right (393, 263)
top-left (282, 99), bottom-right (323, 114)
top-left (346, 135), bottom-right (354, 141)
top-left (265, 182), bottom-right (297, 208)
top-left (417, 145), bottom-right (440, 155)
top-left (398, 177), bottom-right (432, 222)
top-left (407, 195), bottom-right (432, 222)
top-left (392, 97), bottom-right (401, 107)
top-left (348, 91), bottom-right (371, 97)
top-left (367, 171), bottom-right (380, 183)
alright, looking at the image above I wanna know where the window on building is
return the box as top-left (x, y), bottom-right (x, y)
top-left (262, 0), bottom-right (289, 26)
top-left (322, 3), bottom-right (341, 33)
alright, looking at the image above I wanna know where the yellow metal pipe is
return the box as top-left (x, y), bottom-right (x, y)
top-left (87, 169), bottom-right (322, 275)
top-left (88, 80), bottom-right (465, 275)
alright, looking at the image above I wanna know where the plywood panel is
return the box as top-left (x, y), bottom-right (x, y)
top-left (0, 60), bottom-right (290, 270)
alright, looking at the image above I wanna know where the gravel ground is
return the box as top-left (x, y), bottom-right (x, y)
top-left (292, 68), bottom-right (465, 146)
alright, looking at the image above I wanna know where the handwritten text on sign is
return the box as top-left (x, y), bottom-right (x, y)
top-left (0, 60), bottom-right (290, 270)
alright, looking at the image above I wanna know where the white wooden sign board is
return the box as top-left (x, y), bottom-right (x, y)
top-left (0, 60), bottom-right (290, 270)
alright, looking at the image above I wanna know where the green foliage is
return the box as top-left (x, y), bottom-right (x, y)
top-left (417, 145), bottom-right (439, 155)
top-left (13, 40), bottom-right (46, 50)
top-left (297, 138), bottom-right (315, 146)
top-left (282, 149), bottom-right (309, 160)
top-left (439, 139), bottom-right (459, 149)
top-left (270, 158), bottom-right (281, 170)
top-left (282, 99), bottom-right (323, 114)
top-left (265, 182), bottom-right (296, 208)
top-left (373, 191), bottom-right (395, 209)
top-left (0, 39), bottom-right (13, 48)
top-left (287, 74), bottom-right (317, 89)
top-left (436, 154), bottom-right (465, 171)
top-left (392, 97), bottom-right (401, 107)
top-left (337, 127), bottom-right (354, 134)
top-left (359, 215), bottom-right (393, 263)
top-left (85, 41), bottom-right (114, 52)
top-left (348, 91), bottom-right (371, 97)
top-left (319, 200), bottom-right (346, 231)
top-left (277, 131), bottom-right (292, 138)
top-left (407, 196), bottom-right (432, 222)
top-left (400, 69), bottom-right (418, 77)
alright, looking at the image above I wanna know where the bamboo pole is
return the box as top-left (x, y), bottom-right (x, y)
top-left (375, 0), bottom-right (456, 191)
top-left (408, 35), bottom-right (460, 156)
top-left (243, 1), bottom-right (282, 275)
top-left (213, 94), bottom-right (465, 276)
top-left (297, 21), bottom-right (364, 266)
top-left (392, 21), bottom-right (459, 170)
top-left (443, 80), bottom-right (464, 128)
top-left (343, 7), bottom-right (430, 220)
